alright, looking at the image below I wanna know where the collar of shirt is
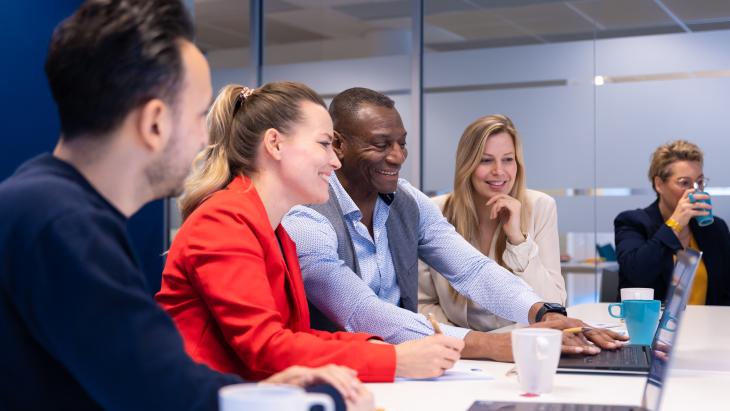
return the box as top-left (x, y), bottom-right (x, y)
top-left (329, 174), bottom-right (397, 222)
top-left (329, 174), bottom-right (362, 221)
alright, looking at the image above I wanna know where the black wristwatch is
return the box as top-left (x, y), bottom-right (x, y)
top-left (535, 302), bottom-right (567, 322)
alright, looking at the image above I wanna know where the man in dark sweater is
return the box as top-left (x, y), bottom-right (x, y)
top-left (0, 1), bottom-right (365, 410)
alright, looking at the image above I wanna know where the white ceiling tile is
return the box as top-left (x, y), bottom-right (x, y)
top-left (571, 0), bottom-right (675, 29)
top-left (661, 0), bottom-right (730, 23)
top-left (266, 8), bottom-right (372, 37)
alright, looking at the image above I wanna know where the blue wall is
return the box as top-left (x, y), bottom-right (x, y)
top-left (1, 1), bottom-right (165, 294)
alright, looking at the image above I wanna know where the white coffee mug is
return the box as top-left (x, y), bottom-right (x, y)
top-left (620, 287), bottom-right (654, 301)
top-left (511, 328), bottom-right (562, 395)
top-left (219, 384), bottom-right (334, 411)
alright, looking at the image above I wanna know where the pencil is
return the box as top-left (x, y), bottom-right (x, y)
top-left (563, 326), bottom-right (591, 334)
top-left (427, 313), bottom-right (443, 334)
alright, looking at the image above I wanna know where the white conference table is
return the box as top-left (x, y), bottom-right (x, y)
top-left (366, 304), bottom-right (730, 411)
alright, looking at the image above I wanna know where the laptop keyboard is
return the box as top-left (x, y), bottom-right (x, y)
top-left (528, 405), bottom-right (637, 411)
top-left (468, 402), bottom-right (639, 411)
top-left (583, 345), bottom-right (647, 367)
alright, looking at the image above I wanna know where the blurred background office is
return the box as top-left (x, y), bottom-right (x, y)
top-left (5, 0), bottom-right (730, 305)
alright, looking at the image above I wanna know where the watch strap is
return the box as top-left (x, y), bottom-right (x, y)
top-left (536, 303), bottom-right (567, 322)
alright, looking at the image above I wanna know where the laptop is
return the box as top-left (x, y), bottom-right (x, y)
top-left (557, 249), bottom-right (701, 375)
top-left (466, 248), bottom-right (701, 411)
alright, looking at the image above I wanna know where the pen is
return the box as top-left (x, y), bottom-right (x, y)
top-left (427, 313), bottom-right (442, 334)
top-left (564, 326), bottom-right (592, 334)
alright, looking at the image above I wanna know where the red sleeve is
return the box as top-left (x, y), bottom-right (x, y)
top-left (182, 207), bottom-right (395, 382)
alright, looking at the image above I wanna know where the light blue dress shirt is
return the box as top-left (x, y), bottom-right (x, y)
top-left (283, 175), bottom-right (542, 344)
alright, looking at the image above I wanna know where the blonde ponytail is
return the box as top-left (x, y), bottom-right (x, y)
top-left (178, 81), bottom-right (327, 221)
top-left (178, 84), bottom-right (242, 220)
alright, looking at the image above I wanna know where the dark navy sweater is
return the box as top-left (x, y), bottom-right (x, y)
top-left (0, 154), bottom-right (241, 410)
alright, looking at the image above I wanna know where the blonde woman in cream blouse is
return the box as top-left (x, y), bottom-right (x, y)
top-left (419, 114), bottom-right (566, 331)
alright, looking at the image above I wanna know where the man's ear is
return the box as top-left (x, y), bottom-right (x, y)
top-left (136, 98), bottom-right (172, 153)
top-left (333, 130), bottom-right (346, 160)
top-left (262, 128), bottom-right (283, 160)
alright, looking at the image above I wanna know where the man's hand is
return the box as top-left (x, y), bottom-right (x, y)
top-left (534, 314), bottom-right (628, 354)
top-left (462, 313), bottom-right (628, 362)
top-left (261, 364), bottom-right (370, 406)
top-left (462, 331), bottom-right (513, 362)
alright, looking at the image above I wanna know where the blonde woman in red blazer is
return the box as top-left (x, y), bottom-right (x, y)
top-left (156, 82), bottom-right (463, 390)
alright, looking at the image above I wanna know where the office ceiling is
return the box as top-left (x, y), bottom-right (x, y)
top-left (194, 0), bottom-right (730, 55)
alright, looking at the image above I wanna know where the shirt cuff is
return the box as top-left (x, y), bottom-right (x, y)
top-left (440, 324), bottom-right (471, 340)
top-left (503, 233), bottom-right (538, 272)
top-left (519, 293), bottom-right (543, 324)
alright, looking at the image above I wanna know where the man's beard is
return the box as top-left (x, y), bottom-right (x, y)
top-left (144, 128), bottom-right (190, 200)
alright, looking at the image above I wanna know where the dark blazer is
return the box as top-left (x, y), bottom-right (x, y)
top-left (0, 155), bottom-right (240, 411)
top-left (614, 199), bottom-right (730, 305)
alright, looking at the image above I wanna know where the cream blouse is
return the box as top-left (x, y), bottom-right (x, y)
top-left (418, 189), bottom-right (566, 331)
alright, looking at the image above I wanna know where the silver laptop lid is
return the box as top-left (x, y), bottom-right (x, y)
top-left (641, 248), bottom-right (702, 411)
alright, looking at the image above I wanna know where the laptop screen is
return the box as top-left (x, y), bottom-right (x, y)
top-left (642, 248), bottom-right (702, 411)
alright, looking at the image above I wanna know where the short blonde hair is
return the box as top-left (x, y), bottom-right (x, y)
top-left (648, 140), bottom-right (703, 194)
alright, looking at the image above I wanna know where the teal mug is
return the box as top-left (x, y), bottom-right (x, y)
top-left (608, 299), bottom-right (661, 345)
top-left (689, 190), bottom-right (714, 227)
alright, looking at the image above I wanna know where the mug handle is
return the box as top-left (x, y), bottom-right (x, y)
top-left (608, 303), bottom-right (624, 319)
top-left (304, 393), bottom-right (335, 411)
top-left (535, 336), bottom-right (550, 361)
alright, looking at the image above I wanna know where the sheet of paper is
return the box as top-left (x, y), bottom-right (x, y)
top-left (395, 362), bottom-right (495, 382)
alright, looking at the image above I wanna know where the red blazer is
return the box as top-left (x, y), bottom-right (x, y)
top-left (156, 176), bottom-right (396, 382)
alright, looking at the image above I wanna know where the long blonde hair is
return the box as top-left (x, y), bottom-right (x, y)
top-left (178, 81), bottom-right (326, 220)
top-left (442, 114), bottom-right (530, 267)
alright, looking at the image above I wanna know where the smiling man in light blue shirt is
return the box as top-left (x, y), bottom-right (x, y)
top-left (283, 87), bottom-right (625, 361)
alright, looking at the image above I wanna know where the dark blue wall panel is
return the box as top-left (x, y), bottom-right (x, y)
top-left (1, 1), bottom-right (165, 294)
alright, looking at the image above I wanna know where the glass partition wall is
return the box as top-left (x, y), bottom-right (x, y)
top-left (592, 1), bottom-right (730, 304)
top-left (167, 0), bottom-right (730, 305)
top-left (261, 0), bottom-right (418, 183)
top-left (420, 0), bottom-right (730, 305)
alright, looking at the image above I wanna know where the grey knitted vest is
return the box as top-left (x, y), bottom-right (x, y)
top-left (306, 184), bottom-right (420, 331)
